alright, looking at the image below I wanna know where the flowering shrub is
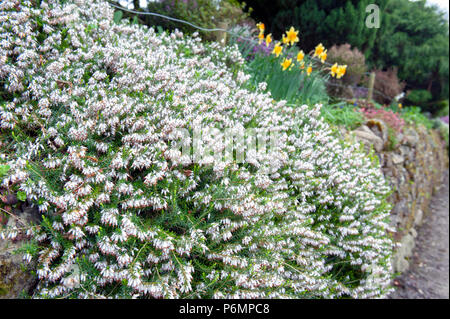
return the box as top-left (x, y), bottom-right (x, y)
top-left (0, 0), bottom-right (394, 299)
top-left (360, 108), bottom-right (405, 133)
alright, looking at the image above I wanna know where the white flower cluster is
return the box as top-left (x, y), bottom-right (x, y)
top-left (0, 0), bottom-right (394, 299)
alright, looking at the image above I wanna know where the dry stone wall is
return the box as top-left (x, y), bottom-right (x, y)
top-left (347, 120), bottom-right (449, 273)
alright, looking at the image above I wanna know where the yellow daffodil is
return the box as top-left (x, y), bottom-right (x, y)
top-left (336, 65), bottom-right (347, 79)
top-left (285, 27), bottom-right (299, 46)
top-left (272, 42), bottom-right (283, 57)
top-left (314, 43), bottom-right (325, 57)
top-left (281, 58), bottom-right (293, 71)
top-left (319, 50), bottom-right (327, 63)
top-left (265, 34), bottom-right (272, 47)
top-left (256, 22), bottom-right (265, 33)
top-left (282, 34), bottom-right (289, 45)
top-left (258, 32), bottom-right (265, 45)
top-left (330, 63), bottom-right (339, 77)
top-left (297, 50), bottom-right (305, 62)
top-left (306, 65), bottom-right (312, 76)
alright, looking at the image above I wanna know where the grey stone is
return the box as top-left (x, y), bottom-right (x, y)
top-left (392, 200), bottom-right (408, 220)
top-left (414, 209), bottom-right (424, 227)
top-left (396, 132), bottom-right (404, 144)
top-left (355, 125), bottom-right (373, 135)
top-left (392, 154), bottom-right (405, 165)
top-left (366, 119), bottom-right (389, 145)
top-left (353, 126), bottom-right (384, 152)
top-left (393, 233), bottom-right (416, 273)
top-left (404, 128), bottom-right (420, 146)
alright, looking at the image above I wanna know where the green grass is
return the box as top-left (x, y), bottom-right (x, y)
top-left (400, 106), bottom-right (435, 129)
top-left (320, 102), bottom-right (365, 130)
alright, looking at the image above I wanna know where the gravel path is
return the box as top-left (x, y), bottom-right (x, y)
top-left (389, 171), bottom-right (449, 299)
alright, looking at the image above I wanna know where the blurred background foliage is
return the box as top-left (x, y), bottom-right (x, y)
top-left (238, 0), bottom-right (449, 114)
top-left (120, 0), bottom-right (251, 40)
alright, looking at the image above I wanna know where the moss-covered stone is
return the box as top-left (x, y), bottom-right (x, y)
top-left (0, 206), bottom-right (40, 299)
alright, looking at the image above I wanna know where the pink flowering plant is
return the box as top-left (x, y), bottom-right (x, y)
top-left (0, 0), bottom-right (394, 299)
top-left (360, 108), bottom-right (405, 133)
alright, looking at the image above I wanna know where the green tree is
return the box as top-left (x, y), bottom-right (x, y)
top-left (240, 0), bottom-right (388, 55)
top-left (370, 0), bottom-right (449, 108)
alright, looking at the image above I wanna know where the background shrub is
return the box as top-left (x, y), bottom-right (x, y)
top-left (435, 100), bottom-right (449, 117)
top-left (141, 0), bottom-right (249, 40)
top-left (372, 68), bottom-right (406, 105)
top-left (404, 89), bottom-right (433, 108)
top-left (327, 44), bottom-right (366, 87)
top-left (326, 43), bottom-right (366, 99)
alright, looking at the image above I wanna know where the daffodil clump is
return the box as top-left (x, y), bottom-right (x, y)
top-left (1, 0), bottom-right (394, 299)
top-left (256, 23), bottom-right (347, 79)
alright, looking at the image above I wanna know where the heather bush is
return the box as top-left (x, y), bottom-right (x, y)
top-left (0, 0), bottom-right (394, 299)
top-left (372, 68), bottom-right (406, 105)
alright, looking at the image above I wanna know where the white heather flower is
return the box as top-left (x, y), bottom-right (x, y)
top-left (0, 0), bottom-right (394, 300)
